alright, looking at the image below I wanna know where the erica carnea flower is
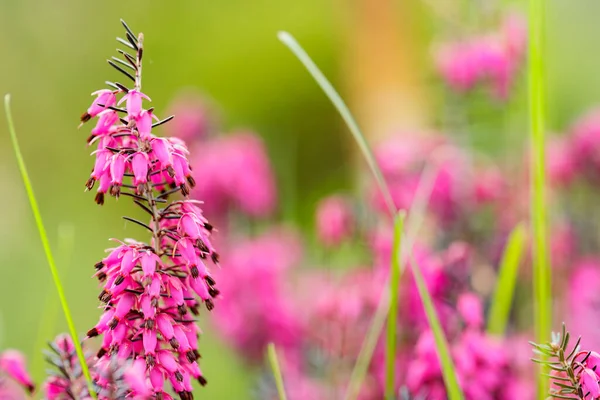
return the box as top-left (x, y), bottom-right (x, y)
top-left (0, 349), bottom-right (34, 394)
top-left (79, 20), bottom-right (219, 399)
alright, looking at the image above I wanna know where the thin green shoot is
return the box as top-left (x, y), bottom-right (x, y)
top-left (267, 343), bottom-right (288, 400)
top-left (528, 0), bottom-right (552, 396)
top-left (487, 223), bottom-right (527, 336)
top-left (277, 31), bottom-right (396, 216)
top-left (4, 95), bottom-right (96, 399)
top-left (385, 212), bottom-right (405, 399)
top-left (411, 255), bottom-right (464, 400)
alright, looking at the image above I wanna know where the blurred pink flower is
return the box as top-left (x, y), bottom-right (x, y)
top-left (164, 91), bottom-right (214, 143)
top-left (567, 258), bottom-right (600, 350)
top-left (190, 132), bottom-right (277, 218)
top-left (0, 350), bottom-right (34, 394)
top-left (546, 137), bottom-right (576, 186)
top-left (457, 292), bottom-right (484, 329)
top-left (315, 195), bottom-right (354, 247)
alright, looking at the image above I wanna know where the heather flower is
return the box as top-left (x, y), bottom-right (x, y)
top-left (315, 195), bottom-right (354, 247)
top-left (567, 258), bottom-right (600, 350)
top-left (79, 20), bottom-right (220, 399)
top-left (434, 12), bottom-right (527, 99)
top-left (0, 350), bottom-right (34, 394)
top-left (211, 229), bottom-right (302, 362)
top-left (190, 131), bottom-right (277, 218)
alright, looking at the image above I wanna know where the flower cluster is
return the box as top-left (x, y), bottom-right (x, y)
top-left (434, 12), bottom-right (527, 99)
top-left (78, 20), bottom-right (220, 399)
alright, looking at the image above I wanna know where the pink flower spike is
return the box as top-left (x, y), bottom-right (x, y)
top-left (0, 350), bottom-right (35, 393)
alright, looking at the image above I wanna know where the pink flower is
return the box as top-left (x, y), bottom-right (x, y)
top-left (315, 195), bottom-right (354, 246)
top-left (581, 368), bottom-right (600, 398)
top-left (165, 91), bottom-right (213, 143)
top-left (567, 259), bottom-right (600, 350)
top-left (457, 292), bottom-right (484, 329)
top-left (81, 89), bottom-right (117, 122)
top-left (0, 350), bottom-right (34, 394)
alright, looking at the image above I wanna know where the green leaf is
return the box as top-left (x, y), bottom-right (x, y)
top-left (4, 95), bottom-right (97, 399)
top-left (528, 0), bottom-right (552, 396)
top-left (411, 255), bottom-right (464, 400)
top-left (487, 222), bottom-right (527, 335)
top-left (385, 212), bottom-right (405, 399)
top-left (277, 31), bottom-right (396, 216)
top-left (266, 343), bottom-right (288, 400)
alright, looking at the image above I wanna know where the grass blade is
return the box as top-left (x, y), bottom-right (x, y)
top-left (278, 31), bottom-right (396, 216)
top-left (528, 0), bottom-right (552, 397)
top-left (410, 255), bottom-right (464, 400)
top-left (4, 94), bottom-right (96, 399)
top-left (267, 343), bottom-right (288, 400)
top-left (385, 212), bottom-right (405, 399)
top-left (487, 223), bottom-right (527, 336)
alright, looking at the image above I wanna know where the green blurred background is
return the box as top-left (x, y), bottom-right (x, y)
top-left (1, 0), bottom-right (600, 398)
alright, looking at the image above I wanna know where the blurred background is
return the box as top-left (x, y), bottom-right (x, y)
top-left (1, 0), bottom-right (600, 398)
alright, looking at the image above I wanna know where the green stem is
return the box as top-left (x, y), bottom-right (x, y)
top-left (528, 0), bottom-right (552, 397)
top-left (267, 343), bottom-right (288, 400)
top-left (4, 95), bottom-right (96, 399)
top-left (385, 212), bottom-right (405, 399)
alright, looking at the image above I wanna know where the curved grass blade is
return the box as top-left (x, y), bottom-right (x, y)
top-left (4, 94), bottom-right (97, 399)
top-left (528, 0), bottom-right (552, 396)
top-left (487, 223), bottom-right (527, 336)
top-left (277, 31), bottom-right (396, 216)
top-left (267, 343), bottom-right (288, 400)
top-left (410, 255), bottom-right (464, 400)
top-left (385, 212), bottom-right (405, 399)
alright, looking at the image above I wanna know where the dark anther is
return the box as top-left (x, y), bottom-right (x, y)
top-left (146, 354), bottom-right (156, 367)
top-left (80, 112), bottom-right (92, 123)
top-left (151, 297), bottom-right (159, 308)
top-left (190, 266), bottom-right (199, 279)
top-left (187, 176), bottom-right (196, 188)
top-left (87, 328), bottom-right (99, 338)
top-left (108, 318), bottom-right (119, 330)
top-left (97, 272), bottom-right (107, 282)
top-left (94, 261), bottom-right (104, 270)
top-left (98, 289), bottom-right (112, 303)
top-left (211, 252), bottom-right (220, 264)
top-left (193, 350), bottom-right (201, 359)
top-left (166, 166), bottom-right (175, 178)
top-left (208, 288), bottom-right (220, 298)
top-left (198, 376), bottom-right (208, 386)
top-left (177, 304), bottom-right (187, 315)
top-left (114, 275), bottom-right (125, 285)
top-left (197, 240), bottom-right (209, 253)
top-left (175, 371), bottom-right (184, 382)
top-left (86, 134), bottom-right (96, 144)
top-left (189, 305), bottom-right (199, 316)
top-left (85, 177), bottom-right (96, 191)
top-left (170, 338), bottom-right (180, 349)
top-left (156, 393), bottom-right (163, 400)
top-left (205, 276), bottom-right (216, 286)
top-left (110, 185), bottom-right (121, 198)
top-left (186, 350), bottom-right (196, 363)
top-left (203, 222), bottom-right (213, 232)
top-left (97, 348), bottom-right (107, 358)
top-left (205, 299), bottom-right (214, 311)
top-left (95, 192), bottom-right (105, 205)
top-left (145, 319), bottom-right (155, 330)
top-left (180, 184), bottom-right (190, 197)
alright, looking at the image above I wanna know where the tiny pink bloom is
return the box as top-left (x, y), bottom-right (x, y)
top-left (457, 292), bottom-right (484, 328)
top-left (131, 152), bottom-right (149, 185)
top-left (151, 138), bottom-right (172, 166)
top-left (123, 359), bottom-right (152, 398)
top-left (0, 350), bottom-right (35, 393)
top-left (110, 153), bottom-right (126, 185)
top-left (91, 110), bottom-right (119, 136)
top-left (136, 109), bottom-right (154, 138)
top-left (149, 367), bottom-right (165, 392)
top-left (315, 195), bottom-right (354, 246)
top-left (143, 329), bottom-right (158, 355)
top-left (118, 89), bottom-right (150, 118)
top-left (87, 89), bottom-right (117, 118)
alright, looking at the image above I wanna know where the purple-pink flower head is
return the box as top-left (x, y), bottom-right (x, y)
top-left (190, 131), bottom-right (277, 218)
top-left (0, 350), bottom-right (34, 394)
top-left (569, 107), bottom-right (600, 182)
top-left (79, 20), bottom-right (220, 399)
top-left (434, 12), bottom-right (527, 100)
top-left (211, 229), bottom-right (303, 363)
top-left (315, 195), bottom-right (354, 247)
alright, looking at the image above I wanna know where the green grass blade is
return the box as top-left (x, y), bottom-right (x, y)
top-left (410, 255), bottom-right (464, 400)
top-left (277, 31), bottom-right (396, 216)
top-left (528, 0), bottom-right (552, 396)
top-left (487, 223), bottom-right (527, 336)
top-left (385, 212), bottom-right (405, 399)
top-left (344, 162), bottom-right (438, 400)
top-left (31, 223), bottom-right (75, 380)
top-left (267, 343), bottom-right (288, 400)
top-left (4, 94), bottom-right (96, 399)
